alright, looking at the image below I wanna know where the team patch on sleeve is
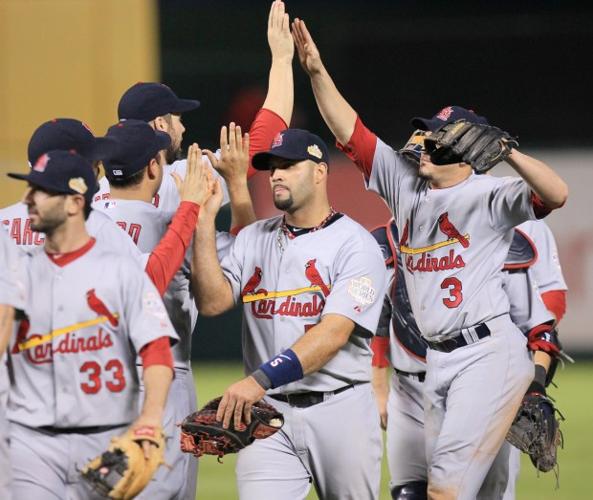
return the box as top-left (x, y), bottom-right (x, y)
top-left (348, 276), bottom-right (377, 308)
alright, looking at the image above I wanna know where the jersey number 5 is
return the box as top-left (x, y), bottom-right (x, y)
top-left (80, 359), bottom-right (126, 394)
top-left (440, 277), bottom-right (463, 308)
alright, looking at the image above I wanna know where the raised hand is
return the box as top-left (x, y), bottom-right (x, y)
top-left (268, 0), bottom-right (293, 63)
top-left (175, 143), bottom-right (213, 206)
top-left (292, 18), bottom-right (323, 76)
top-left (204, 123), bottom-right (250, 185)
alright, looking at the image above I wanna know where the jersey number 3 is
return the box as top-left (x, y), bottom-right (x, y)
top-left (440, 277), bottom-right (463, 308)
top-left (80, 359), bottom-right (126, 394)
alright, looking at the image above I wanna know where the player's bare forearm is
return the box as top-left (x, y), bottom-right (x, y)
top-left (506, 150), bottom-right (568, 209)
top-left (0, 305), bottom-right (14, 356)
top-left (227, 178), bottom-right (256, 230)
top-left (309, 66), bottom-right (357, 146)
top-left (192, 215), bottom-right (235, 315)
top-left (372, 365), bottom-right (390, 430)
top-left (139, 365), bottom-right (173, 424)
top-left (262, 58), bottom-right (294, 126)
top-left (534, 350), bottom-right (552, 372)
top-left (290, 313), bottom-right (355, 374)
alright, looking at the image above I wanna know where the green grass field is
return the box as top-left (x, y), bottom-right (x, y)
top-left (192, 361), bottom-right (593, 499)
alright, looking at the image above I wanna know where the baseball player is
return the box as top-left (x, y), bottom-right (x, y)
top-left (6, 150), bottom-right (178, 499)
top-left (371, 217), bottom-right (565, 499)
top-left (292, 19), bottom-right (568, 499)
top-left (0, 118), bottom-right (204, 296)
top-left (94, 118), bottom-right (220, 500)
top-left (192, 125), bottom-right (386, 500)
top-left (0, 230), bottom-right (25, 500)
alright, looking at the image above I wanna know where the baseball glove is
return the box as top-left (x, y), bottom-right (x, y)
top-left (180, 397), bottom-right (284, 461)
top-left (80, 426), bottom-right (165, 500)
top-left (506, 392), bottom-right (564, 473)
top-left (424, 119), bottom-right (518, 173)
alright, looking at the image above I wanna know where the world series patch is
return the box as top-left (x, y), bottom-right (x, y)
top-left (348, 276), bottom-right (376, 305)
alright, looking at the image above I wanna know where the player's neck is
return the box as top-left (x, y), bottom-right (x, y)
top-left (110, 184), bottom-right (155, 204)
top-left (284, 199), bottom-right (332, 228)
top-left (44, 218), bottom-right (91, 254)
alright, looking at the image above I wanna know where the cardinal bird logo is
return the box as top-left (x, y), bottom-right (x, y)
top-left (242, 267), bottom-right (263, 296)
top-left (399, 220), bottom-right (409, 247)
top-left (438, 212), bottom-right (469, 248)
top-left (305, 259), bottom-right (330, 297)
top-left (86, 289), bottom-right (119, 326)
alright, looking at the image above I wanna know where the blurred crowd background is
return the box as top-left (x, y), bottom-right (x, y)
top-left (1, 0), bottom-right (592, 361)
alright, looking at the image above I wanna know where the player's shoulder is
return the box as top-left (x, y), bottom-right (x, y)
top-left (90, 238), bottom-right (143, 270)
top-left (329, 215), bottom-right (383, 254)
top-left (0, 201), bottom-right (27, 219)
top-left (244, 215), bottom-right (283, 235)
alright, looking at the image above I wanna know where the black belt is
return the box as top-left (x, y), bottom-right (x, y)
top-left (37, 423), bottom-right (127, 435)
top-left (427, 323), bottom-right (491, 353)
top-left (394, 368), bottom-right (426, 383)
top-left (270, 384), bottom-right (355, 408)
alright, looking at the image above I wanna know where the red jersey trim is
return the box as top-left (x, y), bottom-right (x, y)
top-left (371, 336), bottom-right (390, 368)
top-left (541, 290), bottom-right (567, 323)
top-left (335, 115), bottom-right (377, 180)
top-left (531, 192), bottom-right (553, 219)
top-left (46, 238), bottom-right (96, 267)
top-left (139, 336), bottom-right (173, 369)
top-left (502, 228), bottom-right (538, 270)
top-left (248, 108), bottom-right (288, 178)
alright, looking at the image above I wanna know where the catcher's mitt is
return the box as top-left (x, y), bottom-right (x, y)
top-left (506, 392), bottom-right (564, 473)
top-left (424, 119), bottom-right (518, 173)
top-left (180, 397), bottom-right (284, 461)
top-left (80, 425), bottom-right (165, 500)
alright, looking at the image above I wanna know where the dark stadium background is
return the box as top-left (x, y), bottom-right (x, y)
top-left (156, 0), bottom-right (593, 361)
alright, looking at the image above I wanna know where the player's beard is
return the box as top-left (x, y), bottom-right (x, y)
top-left (30, 202), bottom-right (68, 235)
top-left (274, 193), bottom-right (294, 211)
top-left (165, 143), bottom-right (183, 165)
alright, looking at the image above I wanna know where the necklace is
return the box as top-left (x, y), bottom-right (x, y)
top-left (280, 207), bottom-right (338, 240)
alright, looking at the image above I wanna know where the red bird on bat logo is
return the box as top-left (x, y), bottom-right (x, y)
top-left (305, 259), bottom-right (330, 297)
top-left (242, 267), bottom-right (263, 296)
top-left (86, 289), bottom-right (119, 326)
top-left (438, 212), bottom-right (469, 248)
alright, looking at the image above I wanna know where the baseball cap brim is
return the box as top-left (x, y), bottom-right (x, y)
top-left (7, 171), bottom-right (74, 195)
top-left (170, 98), bottom-right (200, 115)
top-left (251, 151), bottom-right (307, 171)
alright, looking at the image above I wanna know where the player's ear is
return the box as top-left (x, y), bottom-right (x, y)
top-left (152, 116), bottom-right (168, 132)
top-left (313, 162), bottom-right (328, 184)
top-left (65, 194), bottom-right (85, 217)
top-left (147, 159), bottom-right (160, 179)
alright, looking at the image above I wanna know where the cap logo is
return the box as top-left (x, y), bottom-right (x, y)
top-left (272, 133), bottom-right (283, 148)
top-left (436, 106), bottom-right (454, 121)
top-left (111, 169), bottom-right (123, 176)
top-left (68, 177), bottom-right (88, 194)
top-left (307, 144), bottom-right (323, 159)
top-left (33, 154), bottom-right (50, 172)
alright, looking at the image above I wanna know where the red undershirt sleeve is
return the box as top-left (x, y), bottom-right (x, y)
top-left (371, 336), bottom-right (390, 368)
top-left (541, 290), bottom-right (567, 323)
top-left (248, 108), bottom-right (288, 178)
top-left (145, 201), bottom-right (200, 295)
top-left (139, 336), bottom-right (174, 369)
top-left (335, 115), bottom-right (378, 181)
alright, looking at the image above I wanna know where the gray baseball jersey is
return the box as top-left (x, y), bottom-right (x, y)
top-left (8, 239), bottom-right (177, 428)
top-left (94, 155), bottom-right (230, 212)
top-left (0, 202), bottom-right (143, 263)
top-left (367, 141), bottom-right (540, 340)
top-left (220, 214), bottom-right (387, 393)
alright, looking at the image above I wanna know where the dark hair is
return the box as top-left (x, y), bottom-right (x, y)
top-left (83, 203), bottom-right (93, 220)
